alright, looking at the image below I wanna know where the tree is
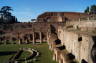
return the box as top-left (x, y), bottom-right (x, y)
top-left (1, 6), bottom-right (12, 16)
top-left (84, 7), bottom-right (90, 14)
top-left (84, 5), bottom-right (96, 14)
top-left (0, 6), bottom-right (18, 24)
top-left (90, 5), bottom-right (96, 14)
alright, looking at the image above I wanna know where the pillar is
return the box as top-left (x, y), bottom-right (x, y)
top-left (79, 18), bottom-right (81, 21)
top-left (53, 53), bottom-right (56, 61)
top-left (33, 32), bottom-right (35, 44)
top-left (47, 32), bottom-right (49, 45)
top-left (4, 40), bottom-right (6, 45)
top-left (87, 17), bottom-right (90, 21)
top-left (18, 39), bottom-right (21, 44)
top-left (39, 32), bottom-right (42, 44)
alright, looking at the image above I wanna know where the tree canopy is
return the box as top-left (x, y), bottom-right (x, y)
top-left (84, 5), bottom-right (96, 14)
top-left (0, 6), bottom-right (18, 24)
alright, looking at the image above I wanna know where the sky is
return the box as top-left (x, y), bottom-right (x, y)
top-left (0, 0), bottom-right (96, 22)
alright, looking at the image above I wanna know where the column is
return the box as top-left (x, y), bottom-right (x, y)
top-left (4, 40), bottom-right (6, 45)
top-left (79, 18), bottom-right (81, 21)
top-left (87, 17), bottom-right (90, 21)
top-left (33, 32), bottom-right (35, 44)
top-left (18, 39), bottom-right (21, 44)
top-left (39, 32), bottom-right (42, 44)
top-left (47, 32), bottom-right (49, 45)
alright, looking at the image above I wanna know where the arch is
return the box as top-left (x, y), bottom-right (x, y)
top-left (91, 36), bottom-right (96, 63)
top-left (54, 39), bottom-right (61, 45)
top-left (50, 25), bottom-right (56, 34)
top-left (29, 34), bottom-right (33, 40)
top-left (78, 36), bottom-right (82, 42)
top-left (92, 36), bottom-right (96, 44)
top-left (60, 59), bottom-right (63, 63)
top-left (91, 44), bottom-right (96, 63)
top-left (81, 59), bottom-right (88, 63)
top-left (35, 32), bottom-right (40, 40)
top-left (12, 37), bottom-right (17, 41)
top-left (23, 35), bottom-right (28, 40)
top-left (67, 53), bottom-right (75, 60)
top-left (57, 45), bottom-right (65, 50)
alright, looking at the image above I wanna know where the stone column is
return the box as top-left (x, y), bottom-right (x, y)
top-left (53, 53), bottom-right (56, 61)
top-left (79, 18), bottom-right (81, 21)
top-left (4, 40), bottom-right (6, 45)
top-left (47, 32), bottom-right (49, 45)
top-left (33, 32), bottom-right (35, 44)
top-left (87, 17), bottom-right (90, 21)
top-left (18, 39), bottom-right (21, 44)
top-left (39, 32), bottom-right (42, 44)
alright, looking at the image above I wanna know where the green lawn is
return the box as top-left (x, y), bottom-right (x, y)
top-left (18, 51), bottom-right (31, 60)
top-left (0, 43), bottom-right (58, 63)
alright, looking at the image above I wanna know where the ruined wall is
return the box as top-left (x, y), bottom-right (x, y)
top-left (58, 20), bottom-right (96, 63)
top-left (58, 29), bottom-right (93, 63)
top-left (66, 20), bottom-right (96, 31)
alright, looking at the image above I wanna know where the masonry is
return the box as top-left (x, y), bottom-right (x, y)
top-left (0, 12), bottom-right (96, 63)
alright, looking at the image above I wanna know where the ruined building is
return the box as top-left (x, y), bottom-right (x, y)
top-left (0, 12), bottom-right (96, 63)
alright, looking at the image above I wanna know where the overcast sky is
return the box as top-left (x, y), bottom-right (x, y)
top-left (0, 0), bottom-right (96, 22)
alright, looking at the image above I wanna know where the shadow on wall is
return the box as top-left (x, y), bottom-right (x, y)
top-left (91, 36), bottom-right (96, 63)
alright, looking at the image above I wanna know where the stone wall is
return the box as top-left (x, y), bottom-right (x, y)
top-left (58, 29), bottom-right (93, 63)
top-left (66, 20), bottom-right (96, 31)
top-left (57, 20), bottom-right (96, 63)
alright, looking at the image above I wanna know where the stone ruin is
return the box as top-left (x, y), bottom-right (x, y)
top-left (0, 12), bottom-right (96, 63)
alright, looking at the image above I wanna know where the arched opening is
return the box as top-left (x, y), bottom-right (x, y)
top-left (20, 39), bottom-right (22, 44)
top-left (59, 58), bottom-right (63, 63)
top-left (35, 32), bottom-right (40, 43)
top-left (81, 59), bottom-right (88, 63)
top-left (42, 33), bottom-right (46, 42)
top-left (50, 25), bottom-right (56, 34)
top-left (70, 61), bottom-right (77, 63)
top-left (92, 36), bottom-right (96, 44)
top-left (57, 45), bottom-right (66, 50)
top-left (67, 53), bottom-right (75, 60)
top-left (78, 37), bottom-right (82, 42)
top-left (91, 36), bottom-right (96, 63)
top-left (29, 34), bottom-right (33, 40)
top-left (91, 44), bottom-right (96, 63)
top-left (12, 37), bottom-right (17, 41)
top-left (55, 39), bottom-right (61, 45)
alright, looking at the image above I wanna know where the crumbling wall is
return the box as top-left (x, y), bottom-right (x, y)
top-left (58, 26), bottom-right (94, 63)
top-left (66, 21), bottom-right (96, 31)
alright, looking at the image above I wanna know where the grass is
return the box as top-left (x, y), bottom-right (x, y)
top-left (0, 43), bottom-right (58, 63)
top-left (18, 51), bottom-right (31, 60)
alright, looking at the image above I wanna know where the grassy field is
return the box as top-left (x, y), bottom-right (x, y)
top-left (18, 51), bottom-right (31, 60)
top-left (0, 43), bottom-right (57, 63)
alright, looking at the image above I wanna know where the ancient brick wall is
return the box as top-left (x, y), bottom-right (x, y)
top-left (58, 20), bottom-right (96, 63)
